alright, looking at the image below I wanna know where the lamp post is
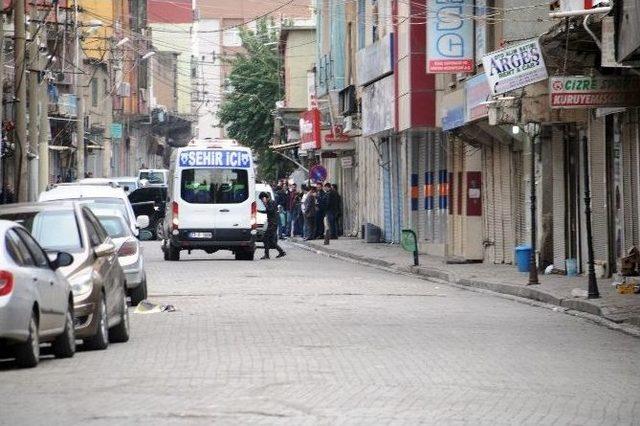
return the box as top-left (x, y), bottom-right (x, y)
top-left (582, 135), bottom-right (599, 298)
top-left (526, 122), bottom-right (540, 285)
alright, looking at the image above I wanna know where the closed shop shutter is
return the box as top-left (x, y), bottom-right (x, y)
top-left (482, 144), bottom-right (496, 263)
top-left (512, 150), bottom-right (526, 245)
top-left (621, 111), bottom-right (639, 252)
top-left (435, 131), bottom-right (447, 244)
top-left (418, 134), bottom-right (427, 241)
top-left (589, 116), bottom-right (609, 265)
top-left (500, 143), bottom-right (515, 264)
top-left (552, 127), bottom-right (567, 270)
top-left (382, 139), bottom-right (392, 242)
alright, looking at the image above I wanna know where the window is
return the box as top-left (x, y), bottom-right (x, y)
top-left (91, 78), bottom-right (98, 107)
top-left (96, 215), bottom-right (129, 238)
top-left (138, 171), bottom-right (165, 184)
top-left (83, 211), bottom-right (103, 247)
top-left (6, 229), bottom-right (34, 266)
top-left (16, 228), bottom-right (50, 268)
top-left (0, 210), bottom-right (82, 252)
top-left (180, 168), bottom-right (248, 204)
top-left (84, 209), bottom-right (109, 242)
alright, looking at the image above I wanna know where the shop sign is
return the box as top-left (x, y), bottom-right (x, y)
top-left (549, 76), bottom-right (640, 108)
top-left (427, 0), bottom-right (474, 73)
top-left (341, 156), bottom-right (353, 169)
top-left (482, 39), bottom-right (548, 95)
top-left (111, 122), bottom-right (123, 139)
top-left (465, 73), bottom-right (491, 122)
top-left (362, 75), bottom-right (395, 136)
top-left (307, 71), bottom-right (318, 109)
top-left (441, 88), bottom-right (465, 131)
top-left (356, 33), bottom-right (393, 86)
top-left (325, 124), bottom-right (350, 143)
top-left (299, 109), bottom-right (321, 150)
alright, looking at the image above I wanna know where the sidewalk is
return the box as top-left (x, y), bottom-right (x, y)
top-left (292, 237), bottom-right (640, 335)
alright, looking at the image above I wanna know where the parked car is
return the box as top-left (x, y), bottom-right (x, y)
top-left (128, 186), bottom-right (167, 239)
top-left (93, 209), bottom-right (149, 305)
top-left (0, 202), bottom-right (130, 350)
top-left (39, 183), bottom-right (149, 237)
top-left (78, 177), bottom-right (139, 195)
top-left (255, 183), bottom-right (275, 243)
top-left (0, 220), bottom-right (76, 368)
top-left (138, 169), bottom-right (169, 186)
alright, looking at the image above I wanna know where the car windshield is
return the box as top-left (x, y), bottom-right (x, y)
top-left (181, 169), bottom-right (248, 204)
top-left (140, 171), bottom-right (164, 184)
top-left (75, 198), bottom-right (129, 221)
top-left (0, 210), bottom-right (82, 252)
top-left (96, 215), bottom-right (130, 238)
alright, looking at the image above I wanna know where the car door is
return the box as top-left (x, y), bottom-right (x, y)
top-left (83, 209), bottom-right (120, 320)
top-left (15, 228), bottom-right (67, 332)
top-left (81, 209), bottom-right (112, 311)
top-left (5, 229), bottom-right (55, 332)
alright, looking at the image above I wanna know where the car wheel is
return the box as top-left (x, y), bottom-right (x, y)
top-left (84, 296), bottom-right (109, 350)
top-left (155, 220), bottom-right (164, 240)
top-left (52, 305), bottom-right (76, 358)
top-left (235, 248), bottom-right (255, 261)
top-left (168, 244), bottom-right (180, 261)
top-left (129, 277), bottom-right (147, 306)
top-left (15, 312), bottom-right (39, 368)
top-left (109, 290), bottom-right (130, 343)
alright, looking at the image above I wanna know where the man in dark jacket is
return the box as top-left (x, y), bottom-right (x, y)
top-left (325, 182), bottom-right (339, 239)
top-left (259, 192), bottom-right (286, 259)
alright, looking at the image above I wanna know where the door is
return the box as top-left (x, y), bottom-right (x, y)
top-left (6, 229), bottom-right (56, 332)
top-left (15, 228), bottom-right (67, 332)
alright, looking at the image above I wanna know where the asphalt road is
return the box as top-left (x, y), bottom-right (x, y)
top-left (1, 241), bottom-right (639, 425)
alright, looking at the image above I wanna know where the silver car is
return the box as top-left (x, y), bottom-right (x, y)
top-left (93, 209), bottom-right (149, 305)
top-left (0, 202), bottom-right (130, 351)
top-left (0, 220), bottom-right (76, 368)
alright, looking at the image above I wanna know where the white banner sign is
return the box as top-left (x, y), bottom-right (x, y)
top-left (482, 39), bottom-right (548, 95)
top-left (426, 0), bottom-right (474, 73)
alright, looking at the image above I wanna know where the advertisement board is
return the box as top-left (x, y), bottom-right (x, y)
top-left (465, 73), bottom-right (491, 122)
top-left (426, 0), bottom-right (474, 73)
top-left (482, 39), bottom-right (548, 95)
top-left (441, 88), bottom-right (465, 131)
top-left (356, 33), bottom-right (393, 86)
top-left (549, 76), bottom-right (640, 108)
top-left (299, 109), bottom-right (321, 150)
top-left (362, 76), bottom-right (395, 136)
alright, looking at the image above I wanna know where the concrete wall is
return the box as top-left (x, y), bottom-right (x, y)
top-left (284, 29), bottom-right (316, 109)
top-left (195, 19), bottom-right (223, 139)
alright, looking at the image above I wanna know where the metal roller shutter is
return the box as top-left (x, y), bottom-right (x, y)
top-left (501, 144), bottom-right (515, 264)
top-left (382, 139), bottom-right (392, 242)
top-left (589, 116), bottom-right (609, 265)
top-left (552, 127), bottom-right (567, 270)
top-left (418, 134), bottom-right (427, 241)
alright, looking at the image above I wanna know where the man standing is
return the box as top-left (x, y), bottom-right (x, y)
top-left (315, 182), bottom-right (327, 238)
top-left (287, 183), bottom-right (298, 237)
top-left (325, 182), bottom-right (339, 239)
top-left (259, 192), bottom-right (286, 259)
top-left (275, 184), bottom-right (288, 238)
top-left (303, 186), bottom-right (317, 241)
top-left (332, 184), bottom-right (343, 236)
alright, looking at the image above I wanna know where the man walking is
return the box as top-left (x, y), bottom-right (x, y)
top-left (259, 192), bottom-right (286, 259)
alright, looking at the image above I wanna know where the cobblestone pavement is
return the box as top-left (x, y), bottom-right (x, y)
top-left (1, 241), bottom-right (639, 425)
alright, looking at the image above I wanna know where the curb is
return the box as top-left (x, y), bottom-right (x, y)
top-left (290, 239), bottom-right (640, 338)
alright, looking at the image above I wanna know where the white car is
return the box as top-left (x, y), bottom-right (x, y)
top-left (38, 184), bottom-right (149, 237)
top-left (93, 210), bottom-right (148, 306)
top-left (77, 177), bottom-right (139, 195)
top-left (255, 183), bottom-right (275, 243)
top-left (138, 169), bottom-right (168, 186)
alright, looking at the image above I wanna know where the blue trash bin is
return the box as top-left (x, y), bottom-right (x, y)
top-left (515, 245), bottom-right (532, 273)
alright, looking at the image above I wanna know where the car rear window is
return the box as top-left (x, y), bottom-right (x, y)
top-left (181, 169), bottom-right (248, 204)
top-left (96, 215), bottom-right (129, 238)
top-left (0, 210), bottom-right (82, 252)
top-left (140, 171), bottom-right (165, 184)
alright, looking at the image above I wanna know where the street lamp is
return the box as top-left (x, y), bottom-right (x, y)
top-left (582, 134), bottom-right (599, 298)
top-left (525, 122), bottom-right (541, 285)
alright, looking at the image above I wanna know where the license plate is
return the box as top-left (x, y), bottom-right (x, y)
top-left (190, 232), bottom-right (212, 239)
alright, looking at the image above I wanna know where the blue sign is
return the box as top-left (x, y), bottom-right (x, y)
top-left (111, 123), bottom-right (123, 139)
top-left (309, 165), bottom-right (327, 183)
top-left (178, 150), bottom-right (252, 168)
top-left (442, 106), bottom-right (465, 131)
top-left (426, 0), bottom-right (474, 73)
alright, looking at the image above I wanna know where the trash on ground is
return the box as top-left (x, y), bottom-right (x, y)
top-left (571, 288), bottom-right (588, 299)
top-left (133, 300), bottom-right (177, 314)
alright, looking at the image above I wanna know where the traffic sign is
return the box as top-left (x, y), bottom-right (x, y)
top-left (309, 165), bottom-right (327, 183)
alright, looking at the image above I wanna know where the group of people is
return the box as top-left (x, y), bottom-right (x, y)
top-left (271, 179), bottom-right (342, 241)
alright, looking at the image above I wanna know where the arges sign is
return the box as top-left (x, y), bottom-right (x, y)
top-left (426, 0), bottom-right (474, 73)
top-left (299, 109), bottom-right (321, 150)
top-left (482, 39), bottom-right (548, 95)
top-left (549, 76), bottom-right (640, 108)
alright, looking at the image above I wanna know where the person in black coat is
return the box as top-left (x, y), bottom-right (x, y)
top-left (259, 192), bottom-right (286, 259)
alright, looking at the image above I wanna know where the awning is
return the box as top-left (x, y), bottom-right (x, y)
top-left (270, 140), bottom-right (300, 151)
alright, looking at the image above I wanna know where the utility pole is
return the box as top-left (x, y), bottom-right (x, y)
top-left (0, 14), bottom-right (5, 202)
top-left (73, 0), bottom-right (84, 179)
top-left (14, 0), bottom-right (28, 201)
top-left (38, 22), bottom-right (49, 193)
top-left (27, 6), bottom-right (40, 200)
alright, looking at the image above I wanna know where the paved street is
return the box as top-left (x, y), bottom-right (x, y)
top-left (1, 241), bottom-right (640, 425)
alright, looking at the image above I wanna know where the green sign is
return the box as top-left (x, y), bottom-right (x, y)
top-left (401, 229), bottom-right (417, 252)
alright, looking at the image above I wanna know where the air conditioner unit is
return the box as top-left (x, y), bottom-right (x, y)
top-left (343, 116), bottom-right (353, 133)
top-left (117, 82), bottom-right (131, 97)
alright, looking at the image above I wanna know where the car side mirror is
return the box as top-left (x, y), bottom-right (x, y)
top-left (51, 252), bottom-right (74, 270)
top-left (138, 230), bottom-right (154, 241)
top-left (94, 242), bottom-right (115, 258)
top-left (136, 215), bottom-right (150, 229)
